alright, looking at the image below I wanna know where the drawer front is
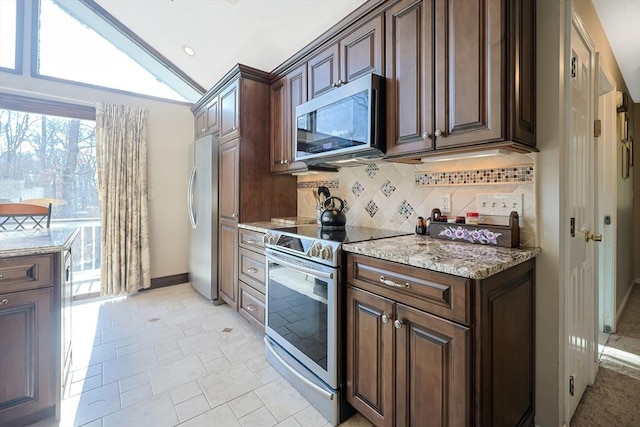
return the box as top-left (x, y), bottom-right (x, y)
top-left (239, 281), bottom-right (265, 330)
top-left (0, 255), bottom-right (54, 293)
top-left (238, 248), bottom-right (265, 293)
top-left (239, 228), bottom-right (265, 252)
top-left (347, 254), bottom-right (471, 325)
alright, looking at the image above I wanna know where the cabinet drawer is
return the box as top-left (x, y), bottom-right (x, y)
top-left (238, 248), bottom-right (265, 293)
top-left (347, 254), bottom-right (471, 325)
top-left (0, 255), bottom-right (53, 294)
top-left (238, 281), bottom-right (265, 330)
top-left (239, 228), bottom-right (265, 252)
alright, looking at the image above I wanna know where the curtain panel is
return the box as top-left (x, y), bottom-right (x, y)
top-left (96, 103), bottom-right (151, 295)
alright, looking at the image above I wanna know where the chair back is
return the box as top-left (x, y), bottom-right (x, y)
top-left (0, 203), bottom-right (52, 231)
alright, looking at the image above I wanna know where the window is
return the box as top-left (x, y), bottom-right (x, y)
top-left (0, 0), bottom-right (21, 72)
top-left (0, 98), bottom-right (98, 219)
top-left (36, 0), bottom-right (192, 102)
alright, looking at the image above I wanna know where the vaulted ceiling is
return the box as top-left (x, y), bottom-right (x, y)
top-left (92, 0), bottom-right (639, 101)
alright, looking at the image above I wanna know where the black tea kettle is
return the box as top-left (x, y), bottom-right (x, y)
top-left (320, 196), bottom-right (346, 227)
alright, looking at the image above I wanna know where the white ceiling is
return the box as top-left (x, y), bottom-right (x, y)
top-left (93, 0), bottom-right (640, 102)
top-left (592, 0), bottom-right (640, 102)
top-left (94, 0), bottom-right (367, 92)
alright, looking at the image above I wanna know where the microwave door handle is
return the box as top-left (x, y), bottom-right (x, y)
top-left (266, 253), bottom-right (333, 281)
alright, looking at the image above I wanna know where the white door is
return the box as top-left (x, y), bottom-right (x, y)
top-left (565, 9), bottom-right (598, 422)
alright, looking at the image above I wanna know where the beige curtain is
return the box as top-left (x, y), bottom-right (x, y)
top-left (96, 103), bottom-right (151, 295)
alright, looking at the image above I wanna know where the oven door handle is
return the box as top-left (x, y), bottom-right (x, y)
top-left (265, 338), bottom-right (335, 401)
top-left (266, 253), bottom-right (334, 280)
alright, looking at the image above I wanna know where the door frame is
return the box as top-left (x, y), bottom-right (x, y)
top-left (595, 59), bottom-right (617, 334)
top-left (563, 3), bottom-right (599, 424)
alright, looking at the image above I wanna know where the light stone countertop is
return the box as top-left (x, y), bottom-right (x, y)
top-left (0, 227), bottom-right (80, 258)
top-left (343, 234), bottom-right (541, 280)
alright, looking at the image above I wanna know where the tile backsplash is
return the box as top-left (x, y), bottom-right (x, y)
top-left (297, 153), bottom-right (538, 247)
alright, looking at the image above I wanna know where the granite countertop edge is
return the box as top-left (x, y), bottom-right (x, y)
top-left (0, 227), bottom-right (80, 258)
top-left (343, 235), bottom-right (541, 280)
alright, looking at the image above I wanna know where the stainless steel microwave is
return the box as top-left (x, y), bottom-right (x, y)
top-left (294, 73), bottom-right (384, 166)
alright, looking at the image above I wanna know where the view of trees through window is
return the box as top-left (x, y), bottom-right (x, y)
top-left (0, 108), bottom-right (99, 219)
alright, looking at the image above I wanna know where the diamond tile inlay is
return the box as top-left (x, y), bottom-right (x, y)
top-left (381, 180), bottom-right (396, 197)
top-left (351, 181), bottom-right (365, 197)
top-left (365, 200), bottom-right (379, 218)
top-left (398, 200), bottom-right (414, 219)
top-left (364, 164), bottom-right (379, 177)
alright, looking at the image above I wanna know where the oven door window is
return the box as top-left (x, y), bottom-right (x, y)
top-left (266, 257), bottom-right (335, 372)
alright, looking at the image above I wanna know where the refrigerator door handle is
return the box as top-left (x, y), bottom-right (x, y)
top-left (187, 166), bottom-right (197, 229)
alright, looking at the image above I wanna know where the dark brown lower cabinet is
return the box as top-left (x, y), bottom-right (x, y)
top-left (346, 254), bottom-right (535, 427)
top-left (0, 287), bottom-right (55, 426)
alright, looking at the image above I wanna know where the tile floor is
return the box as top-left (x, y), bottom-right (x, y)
top-left (27, 283), bottom-right (373, 427)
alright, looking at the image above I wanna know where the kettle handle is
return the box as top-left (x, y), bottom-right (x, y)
top-left (323, 196), bottom-right (344, 211)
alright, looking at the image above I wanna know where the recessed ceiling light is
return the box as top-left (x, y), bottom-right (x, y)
top-left (183, 45), bottom-right (195, 56)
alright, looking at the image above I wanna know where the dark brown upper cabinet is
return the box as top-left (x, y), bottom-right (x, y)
top-left (194, 95), bottom-right (219, 138)
top-left (308, 15), bottom-right (384, 100)
top-left (339, 14), bottom-right (384, 84)
top-left (219, 80), bottom-right (240, 143)
top-left (385, 0), bottom-right (536, 158)
top-left (270, 64), bottom-right (308, 173)
top-left (384, 0), bottom-right (435, 157)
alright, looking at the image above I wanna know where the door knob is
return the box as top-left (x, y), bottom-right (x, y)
top-left (434, 129), bottom-right (442, 137)
top-left (393, 319), bottom-right (405, 329)
top-left (583, 230), bottom-right (602, 242)
top-left (381, 314), bottom-right (390, 324)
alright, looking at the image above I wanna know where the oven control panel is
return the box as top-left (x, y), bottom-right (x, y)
top-left (264, 231), bottom-right (341, 267)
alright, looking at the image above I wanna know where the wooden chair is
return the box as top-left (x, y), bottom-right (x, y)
top-left (0, 203), bottom-right (52, 231)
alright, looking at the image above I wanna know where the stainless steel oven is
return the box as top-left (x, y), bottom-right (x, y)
top-left (262, 226), bottom-right (411, 426)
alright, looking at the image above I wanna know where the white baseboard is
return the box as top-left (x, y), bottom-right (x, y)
top-left (616, 280), bottom-right (638, 324)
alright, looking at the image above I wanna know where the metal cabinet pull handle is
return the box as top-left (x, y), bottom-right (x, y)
top-left (0, 274), bottom-right (3, 280)
top-left (381, 314), bottom-right (390, 324)
top-left (1, 299), bottom-right (8, 305)
top-left (232, 125), bottom-right (237, 131)
top-left (246, 303), bottom-right (257, 312)
top-left (434, 129), bottom-right (445, 137)
top-left (393, 319), bottom-right (405, 329)
top-left (232, 213), bottom-right (238, 219)
top-left (379, 276), bottom-right (410, 289)
top-left (246, 267), bottom-right (259, 274)
top-left (245, 239), bottom-right (259, 244)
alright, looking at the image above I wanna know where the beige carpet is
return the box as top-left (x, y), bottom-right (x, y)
top-left (571, 283), bottom-right (640, 427)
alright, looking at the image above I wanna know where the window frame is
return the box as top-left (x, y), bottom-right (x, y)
top-left (29, 0), bottom-right (203, 104)
top-left (0, 0), bottom-right (25, 75)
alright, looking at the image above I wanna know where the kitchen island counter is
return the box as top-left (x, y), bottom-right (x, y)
top-left (0, 227), bottom-right (79, 257)
top-left (342, 234), bottom-right (540, 280)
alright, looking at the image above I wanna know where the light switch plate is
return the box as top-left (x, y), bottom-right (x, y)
top-left (476, 193), bottom-right (523, 216)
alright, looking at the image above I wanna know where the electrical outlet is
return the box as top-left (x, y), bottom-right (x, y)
top-left (440, 193), bottom-right (451, 213)
top-left (476, 193), bottom-right (523, 216)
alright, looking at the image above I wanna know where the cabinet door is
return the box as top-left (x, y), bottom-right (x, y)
top-left (395, 303), bottom-right (470, 427)
top-left (307, 44), bottom-right (339, 99)
top-left (206, 97), bottom-right (219, 135)
top-left (219, 80), bottom-right (240, 143)
top-left (286, 65), bottom-right (309, 171)
top-left (0, 288), bottom-right (54, 425)
top-left (384, 0), bottom-right (435, 157)
top-left (271, 65), bottom-right (309, 173)
top-left (219, 219), bottom-right (238, 309)
top-left (195, 108), bottom-right (207, 138)
top-left (509, 0), bottom-right (536, 145)
top-left (339, 14), bottom-right (384, 83)
top-left (219, 139), bottom-right (239, 222)
top-left (270, 76), bottom-right (288, 173)
top-left (346, 286), bottom-right (394, 427)
top-left (434, 0), bottom-right (503, 148)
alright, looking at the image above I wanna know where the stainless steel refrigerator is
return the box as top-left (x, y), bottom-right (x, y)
top-left (188, 135), bottom-right (220, 302)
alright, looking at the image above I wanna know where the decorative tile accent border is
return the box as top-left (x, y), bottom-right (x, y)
top-left (352, 181), bottom-right (364, 197)
top-left (297, 179), bottom-right (340, 189)
top-left (415, 165), bottom-right (534, 186)
top-left (365, 200), bottom-right (379, 217)
top-left (381, 180), bottom-right (396, 197)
